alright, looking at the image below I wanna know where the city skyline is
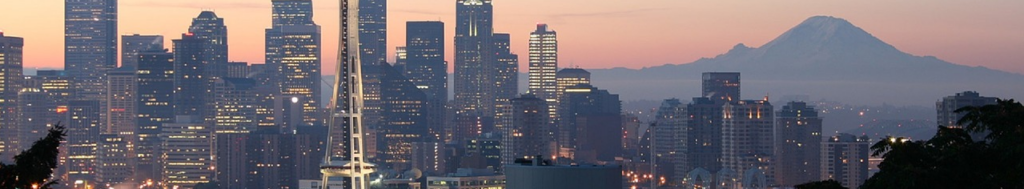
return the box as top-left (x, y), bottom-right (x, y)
top-left (1, 0), bottom-right (1023, 74)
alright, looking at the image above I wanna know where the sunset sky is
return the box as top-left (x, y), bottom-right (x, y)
top-left (1, 0), bottom-right (1022, 74)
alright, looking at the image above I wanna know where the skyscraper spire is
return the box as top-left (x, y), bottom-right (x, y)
top-left (321, 0), bottom-right (376, 188)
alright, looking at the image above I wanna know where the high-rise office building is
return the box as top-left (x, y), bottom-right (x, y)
top-left (503, 94), bottom-right (554, 166)
top-left (936, 91), bottom-right (998, 129)
top-left (160, 116), bottom-right (214, 189)
top-left (121, 34), bottom-right (164, 68)
top-left (267, 0), bottom-right (322, 127)
top-left (653, 99), bottom-right (688, 184)
top-left (106, 67), bottom-right (137, 138)
top-left (703, 72), bottom-right (740, 103)
top-left (721, 100), bottom-right (774, 188)
top-left (18, 71), bottom-right (71, 157)
top-left (461, 133), bottom-right (503, 172)
top-left (493, 33), bottom-right (519, 134)
top-left (395, 46), bottom-right (407, 70)
top-left (775, 102), bottom-right (823, 187)
top-left (63, 100), bottom-right (102, 185)
top-left (65, 0), bottom-right (117, 101)
top-left (454, 0), bottom-right (495, 116)
top-left (528, 24), bottom-right (558, 100)
top-left (188, 11), bottom-right (229, 80)
top-left (321, 0), bottom-right (377, 188)
top-left (0, 32), bottom-right (23, 161)
top-left (213, 78), bottom-right (258, 134)
top-left (405, 21), bottom-right (447, 140)
top-left (821, 133), bottom-right (870, 189)
top-left (173, 33), bottom-right (211, 118)
top-left (554, 69), bottom-right (590, 102)
top-left (558, 84), bottom-right (622, 163)
top-left (377, 63), bottom-right (429, 171)
top-left (96, 134), bottom-right (132, 187)
top-left (135, 50), bottom-right (175, 180)
top-left (359, 0), bottom-right (387, 66)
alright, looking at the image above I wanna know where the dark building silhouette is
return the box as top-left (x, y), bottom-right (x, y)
top-left (405, 21), bottom-right (447, 140)
top-left (378, 63), bottom-right (429, 171)
top-left (454, 0), bottom-right (495, 117)
top-left (558, 84), bottom-right (622, 163)
top-left (822, 133), bottom-right (870, 189)
top-left (653, 99), bottom-right (687, 184)
top-left (774, 102), bottom-right (823, 187)
top-left (936, 91), bottom-right (998, 129)
top-left (503, 94), bottom-right (555, 166)
top-left (188, 11), bottom-right (229, 80)
top-left (135, 50), bottom-right (174, 180)
top-left (173, 33), bottom-right (211, 118)
top-left (703, 72), bottom-right (740, 103)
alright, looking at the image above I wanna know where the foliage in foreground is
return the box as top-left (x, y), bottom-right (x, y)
top-left (861, 100), bottom-right (1024, 189)
top-left (0, 124), bottom-right (67, 189)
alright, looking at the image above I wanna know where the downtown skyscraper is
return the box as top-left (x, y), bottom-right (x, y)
top-left (121, 34), bottom-right (164, 68)
top-left (774, 102), bottom-right (823, 187)
top-left (267, 0), bottom-right (322, 129)
top-left (65, 0), bottom-right (117, 134)
top-left (454, 0), bottom-right (495, 117)
top-left (0, 32), bottom-right (23, 161)
top-left (135, 50), bottom-right (175, 180)
top-left (528, 24), bottom-right (558, 100)
top-left (405, 21), bottom-right (447, 140)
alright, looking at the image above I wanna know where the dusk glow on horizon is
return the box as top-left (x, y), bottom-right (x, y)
top-left (1, 0), bottom-right (1022, 74)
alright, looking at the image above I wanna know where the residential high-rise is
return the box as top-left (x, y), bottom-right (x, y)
top-left (96, 134), bottom-right (132, 187)
top-left (321, 0), bottom-right (377, 188)
top-left (160, 116), bottom-right (214, 189)
top-left (135, 50), bottom-right (175, 180)
top-left (503, 94), bottom-right (554, 166)
top-left (528, 24), bottom-right (558, 100)
top-left (359, 0), bottom-right (387, 66)
top-left (173, 33), bottom-right (211, 118)
top-left (653, 99), bottom-right (687, 184)
top-left (121, 34), bottom-right (164, 68)
top-left (377, 63), bottom-right (429, 171)
top-left (822, 133), bottom-right (870, 189)
top-left (721, 100), bottom-right (774, 188)
top-left (937, 91), bottom-right (998, 129)
top-left (267, 0), bottom-right (322, 127)
top-left (0, 32), bottom-right (24, 161)
top-left (454, 0), bottom-right (495, 116)
top-left (703, 72), bottom-right (740, 103)
top-left (685, 97), bottom-right (724, 175)
top-left (558, 84), bottom-right (622, 163)
top-left (775, 101), bottom-right (823, 187)
top-left (405, 21), bottom-right (447, 140)
top-left (63, 100), bottom-right (102, 185)
top-left (65, 0), bottom-right (117, 101)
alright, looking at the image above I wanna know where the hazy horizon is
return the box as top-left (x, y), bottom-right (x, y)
top-left (2, 0), bottom-right (1023, 74)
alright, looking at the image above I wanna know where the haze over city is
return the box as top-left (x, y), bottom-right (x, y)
top-left (2, 0), bottom-right (1023, 74)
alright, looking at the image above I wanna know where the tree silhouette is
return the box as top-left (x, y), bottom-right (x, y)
top-left (0, 124), bottom-right (66, 189)
top-left (795, 179), bottom-right (847, 189)
top-left (861, 99), bottom-right (1023, 189)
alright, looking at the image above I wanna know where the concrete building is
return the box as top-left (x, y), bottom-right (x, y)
top-left (378, 63), bottom-right (429, 171)
top-left (821, 133), bottom-right (870, 189)
top-left (936, 91), bottom-right (998, 129)
top-left (558, 84), bottom-right (622, 163)
top-left (505, 157), bottom-right (621, 189)
top-left (774, 102), bottom-right (823, 187)
top-left (213, 78), bottom-right (258, 134)
top-left (135, 50), bottom-right (175, 180)
top-left (63, 100), bottom-right (102, 185)
top-left (702, 72), bottom-right (740, 104)
top-left (653, 99), bottom-right (688, 185)
top-left (106, 67), bottom-right (137, 142)
top-left (96, 134), bottom-right (133, 187)
top-left (721, 100), bottom-right (774, 188)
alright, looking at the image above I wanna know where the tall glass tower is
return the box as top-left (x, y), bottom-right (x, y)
top-left (528, 24), bottom-right (558, 100)
top-left (454, 0), bottom-right (495, 116)
top-left (268, 0), bottom-right (322, 129)
top-left (321, 0), bottom-right (376, 188)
